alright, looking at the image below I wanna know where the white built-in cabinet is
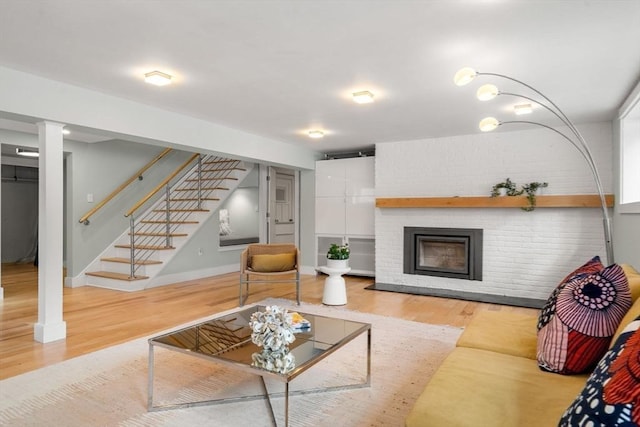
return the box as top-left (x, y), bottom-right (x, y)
top-left (315, 156), bottom-right (375, 276)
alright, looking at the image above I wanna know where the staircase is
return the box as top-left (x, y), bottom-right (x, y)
top-left (84, 154), bottom-right (252, 291)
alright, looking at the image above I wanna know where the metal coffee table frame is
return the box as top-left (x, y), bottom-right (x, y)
top-left (147, 305), bottom-right (371, 427)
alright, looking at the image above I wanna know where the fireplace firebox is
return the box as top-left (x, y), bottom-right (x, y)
top-left (403, 227), bottom-right (483, 281)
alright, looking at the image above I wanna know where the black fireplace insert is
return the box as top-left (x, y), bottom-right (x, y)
top-left (403, 227), bottom-right (483, 281)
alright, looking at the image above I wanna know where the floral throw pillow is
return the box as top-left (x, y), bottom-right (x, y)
top-left (559, 316), bottom-right (640, 425)
top-left (537, 262), bottom-right (631, 374)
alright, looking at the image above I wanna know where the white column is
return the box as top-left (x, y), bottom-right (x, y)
top-left (34, 121), bottom-right (66, 343)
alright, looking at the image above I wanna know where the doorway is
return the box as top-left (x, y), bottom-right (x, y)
top-left (1, 153), bottom-right (39, 264)
top-left (267, 167), bottom-right (298, 244)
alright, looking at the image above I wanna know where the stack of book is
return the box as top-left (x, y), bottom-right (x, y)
top-left (291, 312), bottom-right (311, 332)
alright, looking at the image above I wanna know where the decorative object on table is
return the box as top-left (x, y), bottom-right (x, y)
top-left (326, 242), bottom-right (350, 269)
top-left (455, 67), bottom-right (614, 264)
top-left (249, 305), bottom-right (296, 351)
top-left (291, 312), bottom-right (311, 332)
top-left (520, 181), bottom-right (548, 211)
top-left (249, 306), bottom-right (297, 373)
top-left (490, 178), bottom-right (521, 197)
top-left (251, 348), bottom-right (296, 374)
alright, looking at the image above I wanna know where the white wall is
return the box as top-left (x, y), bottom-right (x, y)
top-left (0, 66), bottom-right (319, 171)
top-left (613, 80), bottom-right (640, 268)
top-left (375, 122), bottom-right (613, 301)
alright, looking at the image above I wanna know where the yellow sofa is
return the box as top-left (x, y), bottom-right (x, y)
top-left (406, 264), bottom-right (640, 427)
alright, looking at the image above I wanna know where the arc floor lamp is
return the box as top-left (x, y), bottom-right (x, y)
top-left (454, 67), bottom-right (614, 264)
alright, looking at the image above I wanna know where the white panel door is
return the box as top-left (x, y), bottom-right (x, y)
top-left (268, 167), bottom-right (297, 244)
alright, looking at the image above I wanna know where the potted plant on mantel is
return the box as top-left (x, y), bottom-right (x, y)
top-left (490, 177), bottom-right (521, 197)
top-left (520, 181), bottom-right (549, 212)
top-left (490, 178), bottom-right (548, 211)
top-left (326, 243), bottom-right (350, 269)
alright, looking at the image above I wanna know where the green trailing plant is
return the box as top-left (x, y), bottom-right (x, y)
top-left (327, 243), bottom-right (350, 260)
top-left (490, 178), bottom-right (549, 211)
top-left (490, 178), bottom-right (522, 197)
top-left (520, 181), bottom-right (548, 212)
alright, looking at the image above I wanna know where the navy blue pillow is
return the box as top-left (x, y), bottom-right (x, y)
top-left (559, 315), bottom-right (640, 425)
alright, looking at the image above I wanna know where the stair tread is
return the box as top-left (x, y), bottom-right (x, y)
top-left (129, 232), bottom-right (188, 237)
top-left (185, 177), bottom-right (238, 182)
top-left (86, 271), bottom-right (149, 281)
top-left (140, 220), bottom-right (199, 224)
top-left (167, 198), bottom-right (220, 202)
top-left (173, 187), bottom-right (228, 192)
top-left (101, 257), bottom-right (163, 265)
top-left (115, 244), bottom-right (176, 250)
top-left (199, 167), bottom-right (246, 172)
top-left (202, 159), bottom-right (240, 165)
top-left (151, 209), bottom-right (209, 213)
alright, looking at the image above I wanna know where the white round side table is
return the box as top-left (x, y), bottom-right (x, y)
top-left (318, 266), bottom-right (351, 305)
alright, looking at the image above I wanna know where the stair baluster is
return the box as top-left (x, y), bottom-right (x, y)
top-left (197, 155), bottom-right (202, 210)
top-left (129, 215), bottom-right (136, 279)
top-left (164, 184), bottom-right (171, 248)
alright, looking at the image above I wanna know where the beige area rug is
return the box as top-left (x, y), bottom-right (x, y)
top-left (0, 298), bottom-right (462, 427)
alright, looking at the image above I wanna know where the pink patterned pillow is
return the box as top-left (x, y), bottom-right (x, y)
top-left (537, 256), bottom-right (605, 332)
top-left (537, 261), bottom-right (631, 374)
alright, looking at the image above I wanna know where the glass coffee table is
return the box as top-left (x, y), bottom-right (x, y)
top-left (148, 305), bottom-right (371, 426)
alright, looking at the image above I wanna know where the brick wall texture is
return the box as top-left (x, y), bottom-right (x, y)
top-left (375, 122), bottom-right (613, 300)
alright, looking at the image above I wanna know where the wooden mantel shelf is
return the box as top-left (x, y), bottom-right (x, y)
top-left (375, 194), bottom-right (614, 209)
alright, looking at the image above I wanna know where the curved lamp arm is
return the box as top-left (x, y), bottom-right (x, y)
top-left (457, 67), bottom-right (615, 263)
top-left (493, 119), bottom-right (614, 264)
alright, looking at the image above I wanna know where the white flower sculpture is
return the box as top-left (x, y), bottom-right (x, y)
top-left (249, 306), bottom-right (296, 352)
top-left (251, 348), bottom-right (296, 374)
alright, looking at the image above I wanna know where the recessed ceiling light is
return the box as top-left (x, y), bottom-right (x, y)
top-left (16, 148), bottom-right (39, 157)
top-left (308, 130), bottom-right (325, 139)
top-left (144, 70), bottom-right (172, 86)
top-left (62, 129), bottom-right (70, 135)
top-left (352, 90), bottom-right (375, 104)
top-left (514, 103), bottom-right (533, 115)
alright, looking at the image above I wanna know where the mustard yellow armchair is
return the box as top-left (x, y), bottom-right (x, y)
top-left (239, 243), bottom-right (301, 306)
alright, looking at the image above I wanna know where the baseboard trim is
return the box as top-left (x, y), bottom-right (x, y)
top-left (365, 282), bottom-right (545, 309)
top-left (147, 264), bottom-right (240, 288)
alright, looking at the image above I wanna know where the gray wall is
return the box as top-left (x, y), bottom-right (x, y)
top-left (219, 167), bottom-right (259, 243)
top-left (65, 140), bottom-right (194, 276)
top-left (299, 168), bottom-right (316, 268)
top-left (1, 133), bottom-right (307, 282)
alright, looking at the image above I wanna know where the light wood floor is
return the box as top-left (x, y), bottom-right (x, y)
top-left (0, 262), bottom-right (537, 380)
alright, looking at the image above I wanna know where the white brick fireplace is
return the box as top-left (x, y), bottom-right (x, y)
top-left (374, 122), bottom-right (613, 305)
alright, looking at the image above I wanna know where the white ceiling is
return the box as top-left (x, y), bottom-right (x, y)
top-left (0, 0), bottom-right (639, 154)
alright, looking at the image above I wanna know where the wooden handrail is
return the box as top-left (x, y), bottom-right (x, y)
top-left (125, 153), bottom-right (200, 218)
top-left (79, 148), bottom-right (173, 224)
